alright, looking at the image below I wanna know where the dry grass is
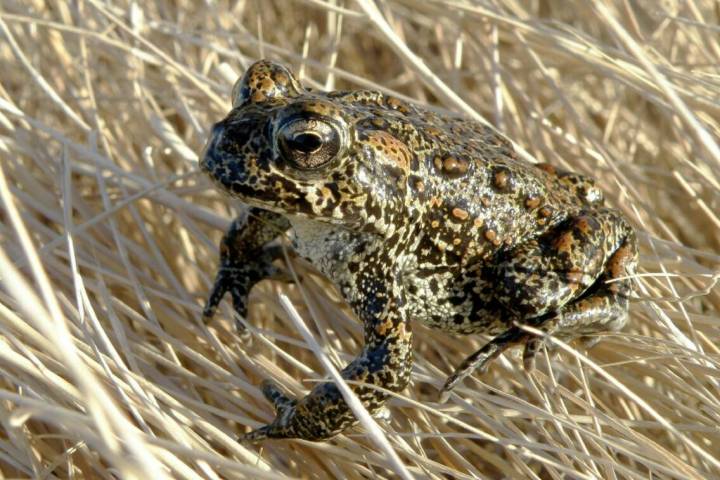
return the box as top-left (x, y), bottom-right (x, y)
top-left (1, 0), bottom-right (719, 478)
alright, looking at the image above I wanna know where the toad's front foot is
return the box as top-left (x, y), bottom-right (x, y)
top-left (240, 302), bottom-right (414, 442)
top-left (240, 378), bottom-right (398, 442)
top-left (238, 378), bottom-right (361, 442)
top-left (202, 209), bottom-right (291, 329)
top-left (202, 250), bottom-right (286, 328)
top-left (238, 380), bottom-right (300, 442)
top-left (202, 265), bottom-right (251, 325)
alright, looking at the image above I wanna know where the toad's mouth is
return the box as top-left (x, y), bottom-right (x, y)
top-left (250, 198), bottom-right (367, 231)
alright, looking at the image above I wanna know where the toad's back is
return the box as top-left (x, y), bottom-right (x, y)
top-left (367, 101), bottom-right (604, 269)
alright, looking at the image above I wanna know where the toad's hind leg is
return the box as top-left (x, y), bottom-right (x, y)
top-left (440, 210), bottom-right (637, 400)
top-left (495, 208), bottom-right (633, 319)
top-left (521, 235), bottom-right (638, 367)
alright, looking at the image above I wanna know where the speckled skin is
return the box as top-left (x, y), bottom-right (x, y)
top-left (200, 60), bottom-right (638, 442)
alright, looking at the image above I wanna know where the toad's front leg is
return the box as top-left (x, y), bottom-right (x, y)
top-left (241, 277), bottom-right (413, 442)
top-left (203, 208), bottom-right (290, 329)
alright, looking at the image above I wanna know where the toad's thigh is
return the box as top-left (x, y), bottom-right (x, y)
top-left (526, 235), bottom-right (638, 346)
top-left (492, 208), bottom-right (633, 319)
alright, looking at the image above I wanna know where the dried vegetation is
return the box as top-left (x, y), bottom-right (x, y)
top-left (1, 0), bottom-right (719, 478)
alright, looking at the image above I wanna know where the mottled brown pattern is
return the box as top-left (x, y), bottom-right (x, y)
top-left (200, 60), bottom-right (638, 441)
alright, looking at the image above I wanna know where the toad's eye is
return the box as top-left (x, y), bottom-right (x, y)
top-left (286, 132), bottom-right (323, 153)
top-left (277, 117), bottom-right (342, 170)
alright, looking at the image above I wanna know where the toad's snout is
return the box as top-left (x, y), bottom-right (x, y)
top-left (199, 121), bottom-right (227, 175)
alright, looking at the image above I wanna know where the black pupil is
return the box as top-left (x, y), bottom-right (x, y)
top-left (287, 132), bottom-right (323, 153)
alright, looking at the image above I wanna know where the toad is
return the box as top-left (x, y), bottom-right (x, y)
top-left (200, 60), bottom-right (638, 441)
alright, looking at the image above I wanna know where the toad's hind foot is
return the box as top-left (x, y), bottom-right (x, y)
top-left (439, 326), bottom-right (528, 403)
top-left (439, 291), bottom-right (631, 402)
